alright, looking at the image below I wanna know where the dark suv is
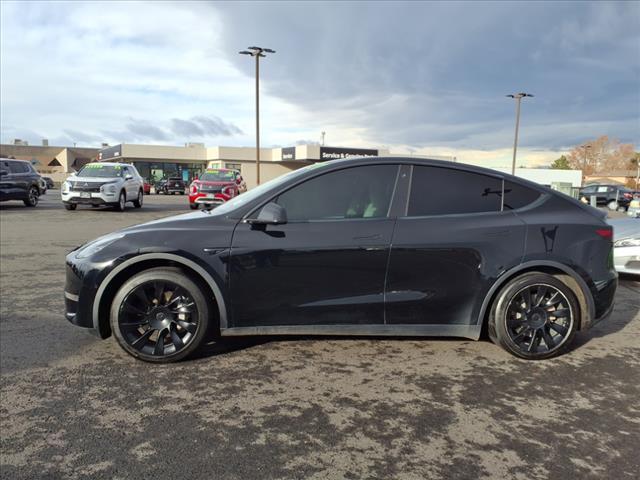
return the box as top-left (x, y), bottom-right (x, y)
top-left (579, 184), bottom-right (632, 211)
top-left (159, 177), bottom-right (186, 195)
top-left (0, 158), bottom-right (42, 207)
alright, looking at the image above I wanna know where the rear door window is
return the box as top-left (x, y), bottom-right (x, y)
top-left (408, 166), bottom-right (503, 216)
top-left (502, 181), bottom-right (541, 210)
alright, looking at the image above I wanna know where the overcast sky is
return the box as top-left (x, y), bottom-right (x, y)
top-left (1, 0), bottom-right (638, 167)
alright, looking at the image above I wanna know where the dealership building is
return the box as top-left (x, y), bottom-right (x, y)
top-left (1, 141), bottom-right (582, 190)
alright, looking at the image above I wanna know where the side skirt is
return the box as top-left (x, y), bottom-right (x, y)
top-left (221, 324), bottom-right (481, 340)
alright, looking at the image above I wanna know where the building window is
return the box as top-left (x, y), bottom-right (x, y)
top-left (225, 163), bottom-right (241, 172)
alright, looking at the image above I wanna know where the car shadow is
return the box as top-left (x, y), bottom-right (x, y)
top-left (190, 277), bottom-right (639, 361)
top-left (568, 276), bottom-right (639, 352)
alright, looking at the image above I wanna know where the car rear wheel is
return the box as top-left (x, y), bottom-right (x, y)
top-left (110, 267), bottom-right (210, 363)
top-left (488, 272), bottom-right (579, 360)
top-left (607, 200), bottom-right (619, 210)
top-left (133, 190), bottom-right (143, 208)
top-left (23, 186), bottom-right (39, 207)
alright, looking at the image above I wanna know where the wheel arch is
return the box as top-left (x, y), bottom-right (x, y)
top-left (92, 253), bottom-right (227, 339)
top-left (478, 260), bottom-right (595, 333)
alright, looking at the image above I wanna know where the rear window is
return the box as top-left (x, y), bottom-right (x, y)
top-left (408, 166), bottom-right (503, 216)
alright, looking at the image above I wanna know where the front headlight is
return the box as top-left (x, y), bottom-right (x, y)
top-left (62, 181), bottom-right (70, 193)
top-left (75, 234), bottom-right (125, 259)
top-left (614, 238), bottom-right (640, 248)
top-left (101, 183), bottom-right (117, 194)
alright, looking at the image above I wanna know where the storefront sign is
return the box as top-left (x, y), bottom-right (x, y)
top-left (319, 147), bottom-right (378, 161)
top-left (98, 145), bottom-right (122, 161)
top-left (281, 147), bottom-right (296, 161)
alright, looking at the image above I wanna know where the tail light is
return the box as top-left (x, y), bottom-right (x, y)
top-left (595, 228), bottom-right (613, 240)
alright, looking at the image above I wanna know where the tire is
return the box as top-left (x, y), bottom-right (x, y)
top-left (110, 267), bottom-right (210, 363)
top-left (115, 191), bottom-right (126, 211)
top-left (607, 200), bottom-right (618, 210)
top-left (23, 186), bottom-right (39, 207)
top-left (190, 203), bottom-right (198, 210)
top-left (133, 190), bottom-right (143, 208)
top-left (64, 203), bottom-right (77, 211)
top-left (488, 272), bottom-right (579, 360)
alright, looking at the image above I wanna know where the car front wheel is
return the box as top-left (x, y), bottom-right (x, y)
top-left (115, 191), bottom-right (126, 211)
top-left (64, 203), bottom-right (77, 211)
top-left (133, 190), bottom-right (143, 208)
top-left (110, 267), bottom-right (210, 363)
top-left (488, 272), bottom-right (579, 360)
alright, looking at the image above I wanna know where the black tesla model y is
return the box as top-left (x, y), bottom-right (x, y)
top-left (65, 157), bottom-right (617, 362)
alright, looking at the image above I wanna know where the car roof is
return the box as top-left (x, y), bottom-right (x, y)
top-left (0, 157), bottom-right (31, 163)
top-left (82, 162), bottom-right (133, 167)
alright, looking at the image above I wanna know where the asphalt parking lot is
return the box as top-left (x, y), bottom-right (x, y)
top-left (1, 192), bottom-right (639, 479)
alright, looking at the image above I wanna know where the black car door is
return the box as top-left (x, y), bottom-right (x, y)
top-left (385, 165), bottom-right (530, 327)
top-left (228, 164), bottom-right (400, 328)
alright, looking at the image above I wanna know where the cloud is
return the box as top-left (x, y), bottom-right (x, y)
top-left (1, 0), bottom-right (637, 169)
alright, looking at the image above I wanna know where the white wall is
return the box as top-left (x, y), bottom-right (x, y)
top-left (493, 168), bottom-right (583, 188)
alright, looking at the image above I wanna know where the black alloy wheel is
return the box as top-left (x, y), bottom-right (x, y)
top-left (24, 186), bottom-right (39, 207)
top-left (489, 273), bottom-right (578, 360)
top-left (110, 267), bottom-right (210, 362)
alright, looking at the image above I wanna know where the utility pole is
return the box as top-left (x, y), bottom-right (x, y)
top-left (239, 46), bottom-right (275, 185)
top-left (506, 93), bottom-right (534, 175)
top-left (321, 131), bottom-right (326, 146)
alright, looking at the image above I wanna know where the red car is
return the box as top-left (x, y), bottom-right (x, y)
top-left (189, 168), bottom-right (246, 209)
top-left (143, 181), bottom-right (152, 195)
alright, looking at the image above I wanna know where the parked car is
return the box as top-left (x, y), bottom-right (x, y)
top-left (42, 176), bottom-right (55, 189)
top-left (0, 158), bottom-right (42, 207)
top-left (65, 157), bottom-right (617, 363)
top-left (61, 162), bottom-right (144, 211)
top-left (38, 177), bottom-right (47, 195)
top-left (157, 177), bottom-right (186, 195)
top-left (143, 181), bottom-right (152, 195)
top-left (579, 184), bottom-right (632, 211)
top-left (608, 218), bottom-right (640, 276)
top-left (189, 168), bottom-right (246, 209)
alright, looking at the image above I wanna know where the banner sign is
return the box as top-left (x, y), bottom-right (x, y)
top-left (98, 145), bottom-right (122, 161)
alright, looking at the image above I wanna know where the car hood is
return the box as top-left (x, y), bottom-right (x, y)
top-left (67, 176), bottom-right (120, 183)
top-left (194, 180), bottom-right (235, 186)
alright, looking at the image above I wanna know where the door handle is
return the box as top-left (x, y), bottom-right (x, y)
top-left (353, 233), bottom-right (382, 241)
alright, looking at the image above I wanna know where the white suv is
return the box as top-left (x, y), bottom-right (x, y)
top-left (61, 162), bottom-right (144, 211)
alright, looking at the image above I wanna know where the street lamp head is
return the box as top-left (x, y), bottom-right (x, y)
top-left (248, 46), bottom-right (261, 51)
top-left (263, 48), bottom-right (276, 53)
top-left (239, 50), bottom-right (252, 55)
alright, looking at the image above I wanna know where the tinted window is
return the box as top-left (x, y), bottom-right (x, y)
top-left (9, 161), bottom-right (30, 174)
top-left (276, 165), bottom-right (398, 221)
top-left (502, 181), bottom-right (541, 210)
top-left (408, 166), bottom-right (502, 216)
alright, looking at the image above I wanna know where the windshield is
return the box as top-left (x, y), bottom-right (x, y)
top-left (77, 164), bottom-right (123, 178)
top-left (210, 162), bottom-right (333, 216)
top-left (200, 169), bottom-right (236, 182)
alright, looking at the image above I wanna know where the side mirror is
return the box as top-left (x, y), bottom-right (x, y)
top-left (125, 174), bottom-right (133, 180)
top-left (246, 202), bottom-right (287, 226)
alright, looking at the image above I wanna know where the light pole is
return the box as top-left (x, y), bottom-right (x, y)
top-left (580, 144), bottom-right (592, 171)
top-left (321, 131), bottom-right (326, 146)
top-left (239, 46), bottom-right (275, 185)
top-left (506, 92), bottom-right (534, 175)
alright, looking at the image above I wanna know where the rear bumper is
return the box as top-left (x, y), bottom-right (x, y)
top-left (614, 246), bottom-right (640, 276)
top-left (587, 275), bottom-right (618, 329)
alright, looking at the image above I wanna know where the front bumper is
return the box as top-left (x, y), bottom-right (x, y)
top-left (189, 192), bottom-right (229, 205)
top-left (64, 253), bottom-right (101, 334)
top-left (61, 190), bottom-right (119, 205)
